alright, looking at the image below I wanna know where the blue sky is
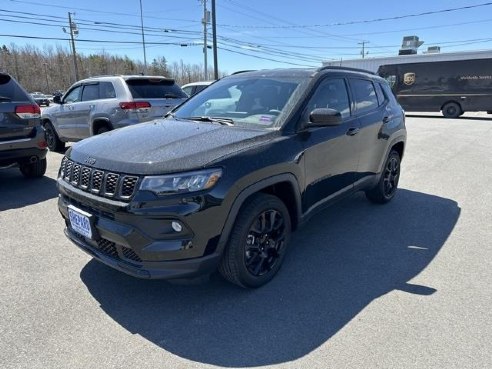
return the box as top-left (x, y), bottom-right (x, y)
top-left (1, 0), bottom-right (492, 74)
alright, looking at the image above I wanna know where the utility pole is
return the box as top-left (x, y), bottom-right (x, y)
top-left (139, 0), bottom-right (147, 74)
top-left (358, 40), bottom-right (369, 59)
top-left (211, 0), bottom-right (218, 80)
top-left (43, 63), bottom-right (50, 92)
top-left (202, 0), bottom-right (210, 79)
top-left (64, 12), bottom-right (79, 82)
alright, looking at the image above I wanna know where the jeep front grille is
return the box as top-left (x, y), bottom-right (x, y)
top-left (60, 157), bottom-right (140, 201)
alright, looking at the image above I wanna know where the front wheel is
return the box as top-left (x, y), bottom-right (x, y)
top-left (365, 150), bottom-right (401, 204)
top-left (44, 122), bottom-right (65, 152)
top-left (219, 193), bottom-right (291, 288)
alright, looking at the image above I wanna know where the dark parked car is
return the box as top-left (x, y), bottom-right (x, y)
top-left (0, 73), bottom-right (47, 178)
top-left (31, 92), bottom-right (50, 106)
top-left (42, 75), bottom-right (188, 152)
top-left (57, 66), bottom-right (406, 287)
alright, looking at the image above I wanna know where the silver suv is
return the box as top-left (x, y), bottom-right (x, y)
top-left (41, 75), bottom-right (187, 151)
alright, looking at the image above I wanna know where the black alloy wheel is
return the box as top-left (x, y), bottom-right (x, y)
top-left (366, 150), bottom-right (401, 204)
top-left (244, 208), bottom-right (287, 277)
top-left (219, 193), bottom-right (291, 288)
top-left (382, 154), bottom-right (400, 199)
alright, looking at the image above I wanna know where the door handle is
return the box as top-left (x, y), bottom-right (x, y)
top-left (346, 127), bottom-right (360, 136)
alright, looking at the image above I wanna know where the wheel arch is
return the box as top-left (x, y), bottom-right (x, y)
top-left (215, 173), bottom-right (302, 255)
top-left (91, 118), bottom-right (113, 135)
top-left (440, 99), bottom-right (462, 111)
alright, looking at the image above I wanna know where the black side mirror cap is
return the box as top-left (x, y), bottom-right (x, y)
top-left (309, 108), bottom-right (343, 126)
top-left (53, 95), bottom-right (61, 104)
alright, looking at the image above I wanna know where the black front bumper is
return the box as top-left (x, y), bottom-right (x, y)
top-left (65, 227), bottom-right (221, 279)
top-left (58, 179), bottom-right (226, 280)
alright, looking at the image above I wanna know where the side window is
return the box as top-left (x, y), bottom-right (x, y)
top-left (305, 78), bottom-right (350, 119)
top-left (375, 82), bottom-right (386, 106)
top-left (182, 86), bottom-right (192, 96)
top-left (350, 79), bottom-right (378, 115)
top-left (81, 84), bottom-right (99, 102)
top-left (384, 75), bottom-right (397, 88)
top-left (99, 82), bottom-right (116, 99)
top-left (380, 82), bottom-right (399, 105)
top-left (63, 86), bottom-right (82, 103)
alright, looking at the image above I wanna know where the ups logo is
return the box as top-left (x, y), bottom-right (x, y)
top-left (404, 72), bottom-right (416, 85)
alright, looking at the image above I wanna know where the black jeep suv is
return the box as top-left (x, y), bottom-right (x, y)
top-left (0, 73), bottom-right (47, 178)
top-left (57, 67), bottom-right (406, 288)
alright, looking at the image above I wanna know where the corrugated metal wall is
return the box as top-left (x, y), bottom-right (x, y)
top-left (322, 50), bottom-right (492, 73)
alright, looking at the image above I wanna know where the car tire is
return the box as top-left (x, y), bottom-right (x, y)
top-left (219, 193), bottom-right (291, 288)
top-left (19, 158), bottom-right (47, 178)
top-left (95, 126), bottom-right (110, 135)
top-left (44, 122), bottom-right (65, 152)
top-left (365, 150), bottom-right (401, 204)
top-left (442, 102), bottom-right (462, 118)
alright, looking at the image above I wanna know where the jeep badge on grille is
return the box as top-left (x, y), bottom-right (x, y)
top-left (85, 157), bottom-right (96, 165)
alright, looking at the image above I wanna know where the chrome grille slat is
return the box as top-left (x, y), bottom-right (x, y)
top-left (60, 158), bottom-right (139, 201)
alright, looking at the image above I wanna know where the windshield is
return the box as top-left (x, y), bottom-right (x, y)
top-left (173, 74), bottom-right (309, 129)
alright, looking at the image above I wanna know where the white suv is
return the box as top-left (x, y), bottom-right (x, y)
top-left (41, 75), bottom-right (187, 151)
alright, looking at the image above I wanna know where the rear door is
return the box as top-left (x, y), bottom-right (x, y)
top-left (348, 78), bottom-right (390, 181)
top-left (69, 83), bottom-right (100, 139)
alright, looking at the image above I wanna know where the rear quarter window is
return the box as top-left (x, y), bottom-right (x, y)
top-left (126, 79), bottom-right (187, 99)
top-left (350, 78), bottom-right (379, 115)
top-left (0, 74), bottom-right (30, 102)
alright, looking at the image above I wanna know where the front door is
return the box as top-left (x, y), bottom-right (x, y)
top-left (301, 77), bottom-right (360, 213)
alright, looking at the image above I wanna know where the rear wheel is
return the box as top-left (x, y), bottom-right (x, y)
top-left (19, 158), bottom-right (47, 178)
top-left (95, 126), bottom-right (110, 135)
top-left (366, 150), bottom-right (401, 204)
top-left (219, 193), bottom-right (291, 288)
top-left (44, 122), bottom-right (65, 152)
top-left (442, 102), bottom-right (462, 118)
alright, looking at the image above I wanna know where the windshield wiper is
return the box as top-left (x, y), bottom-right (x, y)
top-left (188, 116), bottom-right (235, 126)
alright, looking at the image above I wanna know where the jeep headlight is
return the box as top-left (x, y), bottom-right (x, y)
top-left (140, 169), bottom-right (222, 195)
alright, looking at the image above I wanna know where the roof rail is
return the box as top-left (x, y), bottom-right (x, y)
top-left (231, 70), bottom-right (257, 75)
top-left (318, 66), bottom-right (375, 75)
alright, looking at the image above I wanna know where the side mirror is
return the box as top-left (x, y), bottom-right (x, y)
top-left (53, 95), bottom-right (62, 104)
top-left (309, 108), bottom-right (342, 126)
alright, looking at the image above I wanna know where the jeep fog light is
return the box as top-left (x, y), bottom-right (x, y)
top-left (171, 221), bottom-right (183, 232)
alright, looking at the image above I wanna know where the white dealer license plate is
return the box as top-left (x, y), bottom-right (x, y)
top-left (68, 205), bottom-right (94, 239)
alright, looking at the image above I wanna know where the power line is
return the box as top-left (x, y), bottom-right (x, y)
top-left (216, 2), bottom-right (492, 29)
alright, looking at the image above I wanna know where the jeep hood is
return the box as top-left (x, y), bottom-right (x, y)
top-left (68, 118), bottom-right (277, 175)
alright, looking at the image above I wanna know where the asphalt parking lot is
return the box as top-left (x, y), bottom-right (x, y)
top-left (1, 113), bottom-right (491, 369)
